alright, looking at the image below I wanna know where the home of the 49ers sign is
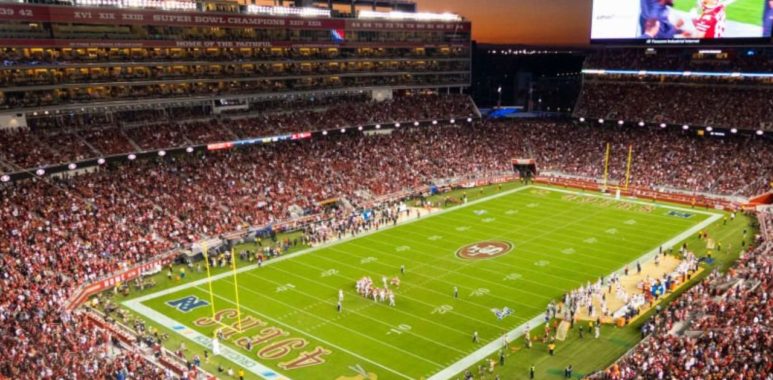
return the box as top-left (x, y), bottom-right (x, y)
top-left (456, 241), bottom-right (513, 260)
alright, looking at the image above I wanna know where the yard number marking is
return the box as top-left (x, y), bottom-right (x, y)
top-left (321, 269), bottom-right (338, 278)
top-left (386, 324), bottom-right (412, 336)
top-left (469, 288), bottom-right (490, 297)
top-left (360, 257), bottom-right (378, 264)
top-left (431, 305), bottom-right (454, 315)
top-left (276, 283), bottom-right (296, 293)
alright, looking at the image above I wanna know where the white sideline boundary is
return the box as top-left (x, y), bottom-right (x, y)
top-left (123, 299), bottom-right (291, 380)
top-left (126, 185), bottom-right (532, 304)
top-left (122, 184), bottom-right (723, 380)
top-left (427, 189), bottom-right (722, 380)
top-left (123, 185), bottom-right (532, 379)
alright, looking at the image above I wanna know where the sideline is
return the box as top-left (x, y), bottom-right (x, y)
top-left (427, 196), bottom-right (721, 380)
top-left (123, 184), bottom-right (723, 380)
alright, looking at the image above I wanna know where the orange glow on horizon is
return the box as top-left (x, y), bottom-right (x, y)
top-left (415, 0), bottom-right (591, 45)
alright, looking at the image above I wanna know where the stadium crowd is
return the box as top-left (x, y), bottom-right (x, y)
top-left (574, 80), bottom-right (773, 131)
top-left (1, 113), bottom-right (772, 378)
top-left (596, 211), bottom-right (773, 380)
top-left (0, 46), bottom-right (467, 65)
top-left (584, 49), bottom-right (773, 72)
top-left (0, 74), bottom-right (469, 109)
top-left (0, 94), bottom-right (477, 170)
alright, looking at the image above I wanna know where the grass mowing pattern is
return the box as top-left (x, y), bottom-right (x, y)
top-left (136, 186), bottom-right (711, 379)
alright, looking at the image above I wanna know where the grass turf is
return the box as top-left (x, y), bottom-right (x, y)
top-left (672, 0), bottom-right (764, 26)
top-left (122, 184), bottom-right (734, 379)
top-left (457, 208), bottom-right (753, 380)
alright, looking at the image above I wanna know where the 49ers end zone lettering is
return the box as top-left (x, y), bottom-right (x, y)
top-left (456, 241), bottom-right (513, 260)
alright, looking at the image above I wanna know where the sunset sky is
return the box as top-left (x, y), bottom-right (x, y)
top-left (416, 0), bottom-right (593, 45)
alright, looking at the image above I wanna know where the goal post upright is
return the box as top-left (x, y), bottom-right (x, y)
top-left (230, 248), bottom-right (244, 332)
top-left (603, 143), bottom-right (610, 189)
top-left (201, 243), bottom-right (218, 320)
top-left (624, 144), bottom-right (633, 191)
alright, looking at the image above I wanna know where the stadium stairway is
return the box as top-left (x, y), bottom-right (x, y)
top-left (120, 128), bottom-right (144, 152)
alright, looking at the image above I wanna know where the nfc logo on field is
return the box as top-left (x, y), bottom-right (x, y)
top-left (456, 241), bottom-right (513, 260)
top-left (166, 295), bottom-right (209, 313)
top-left (667, 210), bottom-right (694, 219)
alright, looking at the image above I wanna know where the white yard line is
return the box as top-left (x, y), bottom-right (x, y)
top-left (194, 285), bottom-right (418, 379)
top-left (126, 185), bottom-right (531, 305)
top-left (427, 199), bottom-right (722, 380)
top-left (123, 298), bottom-right (291, 380)
top-left (123, 184), bottom-right (724, 380)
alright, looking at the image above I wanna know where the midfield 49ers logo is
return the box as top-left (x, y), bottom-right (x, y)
top-left (456, 241), bottom-right (513, 260)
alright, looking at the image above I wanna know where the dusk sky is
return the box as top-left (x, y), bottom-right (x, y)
top-left (416, 0), bottom-right (593, 45)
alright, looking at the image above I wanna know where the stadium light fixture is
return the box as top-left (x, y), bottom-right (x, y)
top-left (186, 147), bottom-right (194, 153)
top-left (1, 175), bottom-right (9, 182)
top-left (246, 5), bottom-right (330, 18)
top-left (638, 121), bottom-right (645, 127)
top-left (358, 10), bottom-right (461, 22)
top-left (731, 128), bottom-right (738, 134)
top-left (68, 163), bottom-right (77, 170)
top-left (158, 150), bottom-right (166, 157)
top-left (682, 125), bottom-right (689, 130)
top-left (757, 130), bottom-right (764, 136)
top-left (128, 154), bottom-right (137, 160)
top-left (35, 169), bottom-right (45, 176)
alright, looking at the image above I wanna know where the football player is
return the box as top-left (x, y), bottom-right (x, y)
top-left (765, 0), bottom-right (773, 37)
top-left (689, 0), bottom-right (727, 38)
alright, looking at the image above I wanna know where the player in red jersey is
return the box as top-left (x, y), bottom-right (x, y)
top-left (690, 0), bottom-right (727, 38)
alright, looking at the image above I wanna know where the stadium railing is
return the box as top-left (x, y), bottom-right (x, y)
top-left (83, 309), bottom-right (218, 380)
top-left (63, 173), bottom-right (517, 312)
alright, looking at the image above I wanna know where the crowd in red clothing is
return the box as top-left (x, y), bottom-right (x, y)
top-left (0, 115), bottom-right (771, 378)
top-left (585, 48), bottom-right (773, 73)
top-left (596, 211), bottom-right (773, 380)
top-left (574, 80), bottom-right (773, 132)
top-left (0, 94), bottom-right (477, 171)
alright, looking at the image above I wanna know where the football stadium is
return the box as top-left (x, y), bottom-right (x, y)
top-left (0, 0), bottom-right (772, 379)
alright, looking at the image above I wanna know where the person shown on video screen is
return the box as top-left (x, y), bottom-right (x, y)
top-left (683, 0), bottom-right (727, 38)
top-left (640, 0), bottom-right (682, 38)
top-left (764, 0), bottom-right (773, 37)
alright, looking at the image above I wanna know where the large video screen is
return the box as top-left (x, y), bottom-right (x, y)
top-left (591, 0), bottom-right (773, 44)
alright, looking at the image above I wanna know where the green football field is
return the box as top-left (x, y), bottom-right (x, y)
top-left (672, 0), bottom-right (764, 25)
top-left (124, 185), bottom-right (721, 380)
